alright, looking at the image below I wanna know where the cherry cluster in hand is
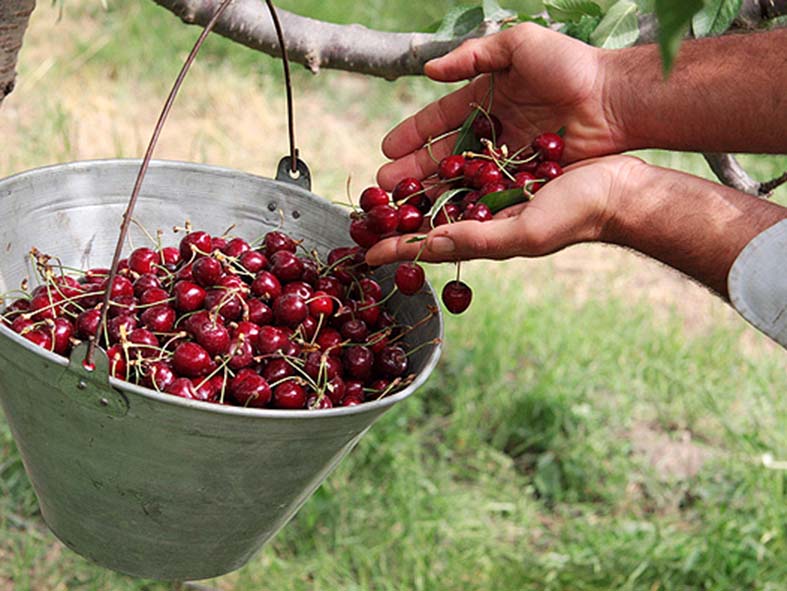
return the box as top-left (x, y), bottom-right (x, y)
top-left (1, 228), bottom-right (435, 410)
top-left (348, 111), bottom-right (565, 315)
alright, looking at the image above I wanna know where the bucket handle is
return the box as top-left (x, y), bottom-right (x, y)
top-left (85, 0), bottom-right (309, 368)
top-left (61, 342), bottom-right (129, 418)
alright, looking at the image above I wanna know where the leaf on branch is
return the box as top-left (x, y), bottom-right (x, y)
top-left (544, 0), bottom-right (603, 23)
top-left (482, 0), bottom-right (517, 22)
top-left (691, 0), bottom-right (743, 38)
top-left (590, 1), bottom-right (640, 48)
top-left (432, 6), bottom-right (485, 40)
top-left (560, 14), bottom-right (603, 42)
top-left (479, 188), bottom-right (529, 213)
top-left (654, 0), bottom-right (704, 74)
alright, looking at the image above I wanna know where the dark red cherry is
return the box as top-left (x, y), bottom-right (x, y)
top-left (222, 237), bottom-right (250, 258)
top-left (472, 112), bottom-right (502, 141)
top-left (395, 262), bottom-right (425, 296)
top-left (128, 247), bottom-right (158, 276)
top-left (472, 161), bottom-right (503, 189)
top-left (256, 325), bottom-right (289, 355)
top-left (247, 299), bottom-right (273, 326)
top-left (397, 204), bottom-right (424, 233)
top-left (462, 202), bottom-right (494, 222)
top-left (441, 280), bottom-right (473, 314)
top-left (239, 250), bottom-right (268, 274)
top-left (535, 160), bottom-right (564, 181)
top-left (367, 205), bottom-right (399, 235)
top-left (230, 370), bottom-right (271, 408)
top-left (376, 345), bottom-right (407, 378)
top-left (392, 177), bottom-right (424, 203)
top-left (76, 308), bottom-right (102, 339)
top-left (251, 270), bottom-right (282, 301)
top-left (140, 305), bottom-right (176, 333)
top-left (532, 132), bottom-right (564, 162)
top-left (513, 171), bottom-right (542, 193)
top-left (343, 345), bottom-right (374, 381)
top-left (269, 250), bottom-right (304, 282)
top-left (173, 281), bottom-right (206, 313)
top-left (273, 293), bottom-right (308, 327)
top-left (273, 381), bottom-right (307, 409)
top-left (179, 231), bottom-right (212, 260)
top-left (142, 361), bottom-right (175, 392)
top-left (166, 377), bottom-right (199, 400)
top-left (172, 342), bottom-right (213, 378)
top-left (359, 187), bottom-right (390, 212)
top-left (350, 217), bottom-right (380, 248)
top-left (133, 273), bottom-right (162, 297)
top-left (262, 358), bottom-right (294, 383)
top-left (192, 257), bottom-right (223, 288)
top-left (264, 231), bottom-right (297, 255)
top-left (438, 154), bottom-right (466, 181)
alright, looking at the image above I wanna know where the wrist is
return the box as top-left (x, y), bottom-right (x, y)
top-left (597, 157), bottom-right (658, 246)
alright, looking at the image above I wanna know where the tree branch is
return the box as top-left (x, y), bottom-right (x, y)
top-left (0, 0), bottom-right (36, 107)
top-left (152, 0), bottom-right (504, 80)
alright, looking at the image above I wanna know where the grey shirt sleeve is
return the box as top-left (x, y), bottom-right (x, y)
top-left (727, 218), bottom-right (787, 348)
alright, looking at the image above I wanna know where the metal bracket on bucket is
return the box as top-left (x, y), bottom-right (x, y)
top-left (276, 156), bottom-right (312, 191)
top-left (60, 342), bottom-right (129, 418)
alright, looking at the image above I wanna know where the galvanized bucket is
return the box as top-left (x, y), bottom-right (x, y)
top-left (0, 159), bottom-right (442, 580)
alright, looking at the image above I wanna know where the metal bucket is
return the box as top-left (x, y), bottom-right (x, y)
top-left (0, 159), bottom-right (442, 580)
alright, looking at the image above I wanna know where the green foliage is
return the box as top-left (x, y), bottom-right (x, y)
top-left (545, 0), bottom-right (603, 22)
top-left (654, 0), bottom-right (704, 72)
top-left (589, 0), bottom-right (639, 48)
top-left (692, 0), bottom-right (744, 38)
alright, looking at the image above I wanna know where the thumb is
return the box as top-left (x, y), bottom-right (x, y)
top-left (425, 30), bottom-right (515, 82)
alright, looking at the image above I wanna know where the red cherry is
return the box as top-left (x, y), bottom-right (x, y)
top-left (472, 112), bottom-right (502, 141)
top-left (397, 204), bottom-right (424, 233)
top-left (247, 299), bottom-right (273, 325)
top-left (133, 273), bottom-right (162, 297)
top-left (166, 377), bottom-right (199, 400)
top-left (472, 161), bottom-right (503, 189)
top-left (395, 263), bottom-right (425, 296)
top-left (179, 231), bottom-right (212, 260)
top-left (343, 345), bottom-right (374, 381)
top-left (376, 345), bottom-right (407, 378)
top-left (367, 205), bottom-right (399, 235)
top-left (193, 319), bottom-right (231, 356)
top-left (107, 344), bottom-right (127, 379)
top-left (227, 338), bottom-right (255, 370)
top-left (264, 231), bottom-right (297, 255)
top-left (140, 286), bottom-right (170, 306)
top-left (256, 325), bottom-right (289, 355)
top-left (251, 270), bottom-right (282, 301)
top-left (479, 181), bottom-right (507, 196)
top-left (128, 247), bottom-right (158, 275)
top-left (76, 308), bottom-right (102, 339)
top-left (309, 291), bottom-right (334, 317)
top-left (272, 381), bottom-right (307, 409)
top-left (463, 202), bottom-right (494, 222)
top-left (262, 358), bottom-right (294, 382)
top-left (513, 171), bottom-right (542, 193)
top-left (222, 237), bottom-right (250, 258)
top-left (438, 155), bottom-right (466, 181)
top-left (273, 293), bottom-right (308, 327)
top-left (359, 187), bottom-right (390, 212)
top-left (108, 314), bottom-right (137, 344)
top-left (51, 318), bottom-right (74, 355)
top-left (173, 281), bottom-right (206, 313)
top-left (159, 246), bottom-right (180, 271)
top-left (304, 351), bottom-right (342, 381)
top-left (172, 342), bottom-right (213, 378)
top-left (532, 132), bottom-right (564, 162)
top-left (270, 251), bottom-right (304, 282)
top-left (350, 217), bottom-right (380, 248)
top-left (316, 328), bottom-right (343, 356)
top-left (441, 280), bottom-right (473, 314)
top-left (392, 177), bottom-right (423, 203)
top-left (239, 250), bottom-right (268, 274)
top-left (142, 361), bottom-right (175, 392)
top-left (192, 257), bottom-right (223, 287)
top-left (535, 161), bottom-right (563, 181)
top-left (127, 328), bottom-right (160, 358)
top-left (230, 370), bottom-right (271, 408)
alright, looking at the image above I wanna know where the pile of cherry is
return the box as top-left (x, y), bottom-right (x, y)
top-left (1, 230), bottom-right (432, 409)
top-left (348, 112), bottom-right (565, 314)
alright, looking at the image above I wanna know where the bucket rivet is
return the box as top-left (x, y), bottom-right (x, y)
top-left (267, 202), bottom-right (277, 212)
top-left (77, 380), bottom-right (87, 390)
top-left (292, 210), bottom-right (301, 219)
top-left (99, 398), bottom-right (109, 406)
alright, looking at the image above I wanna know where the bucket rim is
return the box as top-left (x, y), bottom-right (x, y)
top-left (0, 158), bottom-right (443, 419)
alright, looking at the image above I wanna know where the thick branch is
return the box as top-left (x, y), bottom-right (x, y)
top-left (153, 0), bottom-right (503, 80)
top-left (0, 0), bottom-right (35, 106)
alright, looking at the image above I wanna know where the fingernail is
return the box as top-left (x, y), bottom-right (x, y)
top-left (431, 236), bottom-right (455, 254)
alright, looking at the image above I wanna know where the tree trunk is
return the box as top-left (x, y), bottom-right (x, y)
top-left (0, 0), bottom-right (35, 107)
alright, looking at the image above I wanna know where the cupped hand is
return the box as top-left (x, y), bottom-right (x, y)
top-left (377, 23), bottom-right (623, 191)
top-left (366, 156), bottom-right (646, 266)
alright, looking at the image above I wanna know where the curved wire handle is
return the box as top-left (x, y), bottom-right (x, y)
top-left (85, 0), bottom-right (301, 366)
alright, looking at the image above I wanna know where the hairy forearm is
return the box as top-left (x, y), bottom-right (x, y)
top-left (603, 164), bottom-right (787, 298)
top-left (603, 28), bottom-right (787, 154)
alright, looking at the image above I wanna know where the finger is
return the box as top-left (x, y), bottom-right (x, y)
top-left (377, 136), bottom-right (454, 191)
top-left (424, 30), bottom-right (517, 83)
top-left (366, 218), bottom-right (525, 266)
top-left (381, 79), bottom-right (487, 160)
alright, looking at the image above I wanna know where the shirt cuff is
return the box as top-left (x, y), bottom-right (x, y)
top-left (728, 218), bottom-right (787, 348)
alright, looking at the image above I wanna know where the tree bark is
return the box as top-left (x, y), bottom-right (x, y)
top-left (152, 0), bottom-right (504, 79)
top-left (0, 0), bottom-right (35, 106)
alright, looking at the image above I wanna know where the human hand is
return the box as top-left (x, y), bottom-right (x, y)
top-left (366, 156), bottom-right (645, 265)
top-left (377, 23), bottom-right (624, 191)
